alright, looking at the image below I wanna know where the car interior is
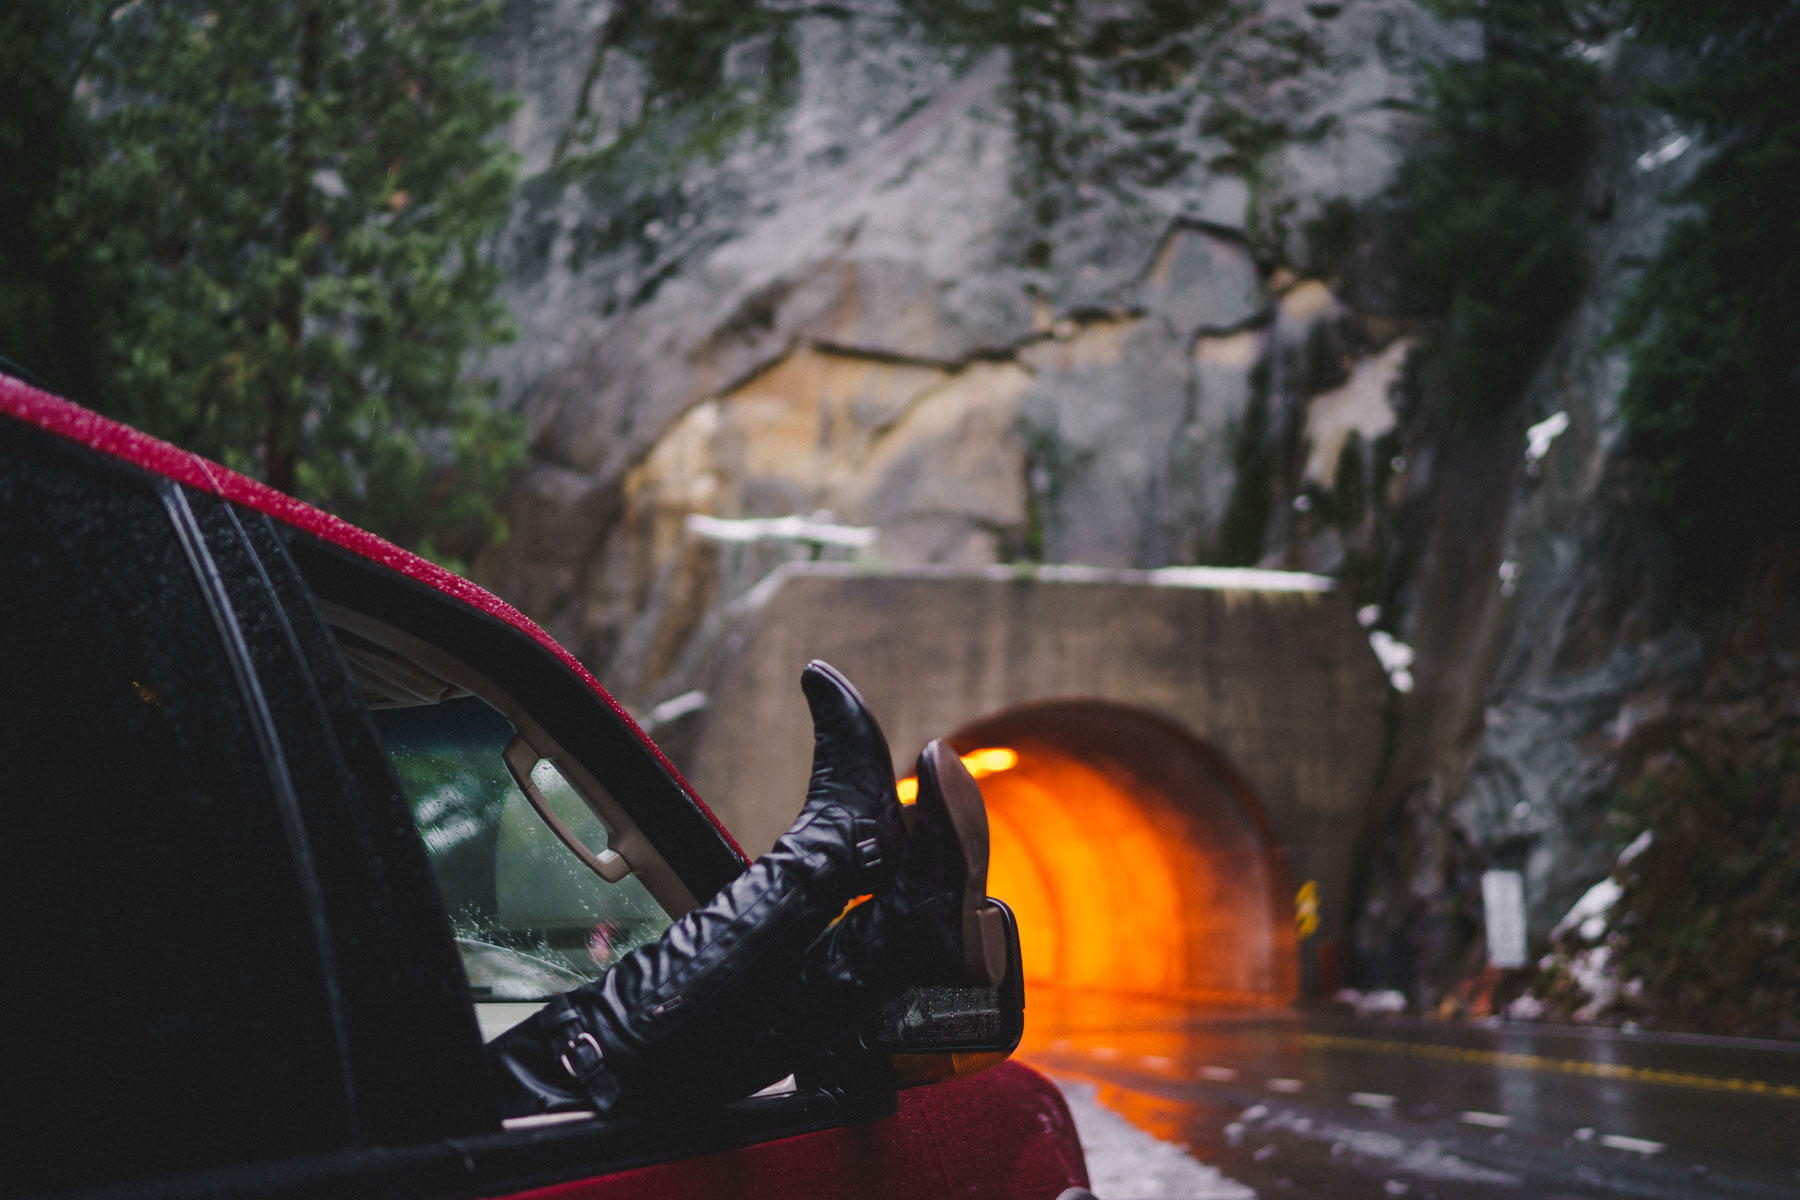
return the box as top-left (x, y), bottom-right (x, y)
top-left (320, 601), bottom-right (698, 1050)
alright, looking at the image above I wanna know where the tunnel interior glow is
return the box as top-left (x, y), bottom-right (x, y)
top-left (944, 702), bottom-right (1296, 1007)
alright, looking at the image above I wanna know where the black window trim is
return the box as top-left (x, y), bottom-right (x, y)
top-left (158, 481), bottom-right (363, 1138)
top-left (282, 532), bottom-right (745, 902)
top-left (224, 503), bottom-right (500, 1142)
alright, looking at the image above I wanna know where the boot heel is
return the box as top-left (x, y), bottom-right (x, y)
top-left (965, 900), bottom-right (1008, 987)
top-left (920, 740), bottom-right (1008, 987)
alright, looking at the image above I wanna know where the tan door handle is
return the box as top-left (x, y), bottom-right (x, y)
top-left (502, 735), bottom-right (632, 883)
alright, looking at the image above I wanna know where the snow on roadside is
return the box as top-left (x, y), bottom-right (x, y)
top-left (1519, 831), bottom-right (1655, 1021)
top-left (1259, 1109), bottom-right (1520, 1187)
top-left (1332, 987), bottom-right (1408, 1017)
top-left (1054, 1077), bottom-right (1256, 1200)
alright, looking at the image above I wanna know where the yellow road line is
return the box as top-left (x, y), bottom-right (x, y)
top-left (1299, 1033), bottom-right (1800, 1100)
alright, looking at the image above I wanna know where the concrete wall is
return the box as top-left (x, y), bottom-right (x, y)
top-left (684, 562), bottom-right (1392, 964)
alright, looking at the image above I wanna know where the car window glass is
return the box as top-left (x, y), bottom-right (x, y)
top-left (0, 434), bottom-right (351, 1192)
top-left (373, 696), bottom-right (672, 1001)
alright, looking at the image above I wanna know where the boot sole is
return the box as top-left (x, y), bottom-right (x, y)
top-left (918, 740), bottom-right (1008, 987)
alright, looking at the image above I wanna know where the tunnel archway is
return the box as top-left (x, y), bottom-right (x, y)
top-left (942, 700), bottom-right (1297, 1008)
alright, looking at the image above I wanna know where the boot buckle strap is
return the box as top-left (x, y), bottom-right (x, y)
top-left (852, 818), bottom-right (883, 869)
top-left (542, 995), bottom-right (621, 1113)
top-left (558, 1030), bottom-right (604, 1082)
top-left (545, 995), bottom-right (605, 1082)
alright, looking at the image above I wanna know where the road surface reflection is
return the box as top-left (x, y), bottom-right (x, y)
top-left (1020, 991), bottom-right (1800, 1199)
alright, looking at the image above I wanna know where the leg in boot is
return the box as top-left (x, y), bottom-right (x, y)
top-left (773, 740), bottom-right (1011, 1063)
top-left (488, 660), bottom-right (905, 1116)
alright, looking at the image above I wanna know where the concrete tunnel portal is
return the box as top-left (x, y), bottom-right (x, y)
top-left (683, 562), bottom-right (1391, 1006)
top-left (931, 701), bottom-right (1297, 1006)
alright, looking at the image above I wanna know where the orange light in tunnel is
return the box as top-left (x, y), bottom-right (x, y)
top-left (962, 747), bottom-right (1019, 776)
top-left (980, 750), bottom-right (1189, 997)
top-left (971, 737), bottom-right (1295, 1009)
top-left (887, 721), bottom-right (1294, 1013)
top-left (895, 746), bottom-right (1018, 804)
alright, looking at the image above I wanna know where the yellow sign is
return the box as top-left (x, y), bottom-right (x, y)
top-left (1294, 880), bottom-right (1319, 939)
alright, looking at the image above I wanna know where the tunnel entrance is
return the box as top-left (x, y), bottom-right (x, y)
top-left (940, 701), bottom-right (1297, 1008)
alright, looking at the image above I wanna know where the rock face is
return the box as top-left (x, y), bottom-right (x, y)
top-left (470, 0), bottom-right (1706, 996)
top-left (1354, 38), bottom-right (1708, 999)
top-left (474, 0), bottom-right (1430, 700)
top-left (599, 349), bottom-right (1034, 694)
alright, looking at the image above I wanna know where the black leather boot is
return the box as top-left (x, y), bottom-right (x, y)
top-left (488, 660), bottom-right (906, 1116)
top-left (774, 740), bottom-right (1011, 1060)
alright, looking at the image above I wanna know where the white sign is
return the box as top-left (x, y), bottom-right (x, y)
top-left (1481, 870), bottom-right (1529, 969)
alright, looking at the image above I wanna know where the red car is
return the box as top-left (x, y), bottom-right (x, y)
top-left (1, 372), bottom-right (1090, 1200)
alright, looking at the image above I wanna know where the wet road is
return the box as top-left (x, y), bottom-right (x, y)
top-left (1018, 993), bottom-right (1800, 1199)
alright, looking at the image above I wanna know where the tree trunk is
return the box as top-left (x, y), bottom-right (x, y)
top-left (264, 5), bottom-right (322, 495)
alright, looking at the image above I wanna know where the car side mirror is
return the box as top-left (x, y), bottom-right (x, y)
top-left (855, 899), bottom-right (1025, 1084)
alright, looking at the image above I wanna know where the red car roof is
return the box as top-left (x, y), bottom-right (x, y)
top-left (0, 372), bottom-right (745, 861)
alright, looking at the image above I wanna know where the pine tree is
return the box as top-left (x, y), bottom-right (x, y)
top-left (1396, 0), bottom-right (1600, 423)
top-left (1616, 0), bottom-right (1800, 596)
top-left (57, 0), bottom-right (522, 561)
top-left (0, 0), bottom-right (100, 400)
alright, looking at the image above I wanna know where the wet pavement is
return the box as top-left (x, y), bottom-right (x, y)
top-left (1019, 993), bottom-right (1800, 1199)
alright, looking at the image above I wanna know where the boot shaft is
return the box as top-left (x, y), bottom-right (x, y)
top-left (488, 661), bottom-right (907, 1118)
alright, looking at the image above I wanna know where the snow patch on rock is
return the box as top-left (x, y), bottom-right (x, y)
top-left (1551, 876), bottom-right (1621, 943)
top-left (1369, 631), bottom-right (1415, 693)
top-left (1523, 410), bottom-right (1569, 465)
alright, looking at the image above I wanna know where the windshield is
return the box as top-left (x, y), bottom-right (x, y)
top-left (373, 696), bottom-right (672, 1000)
